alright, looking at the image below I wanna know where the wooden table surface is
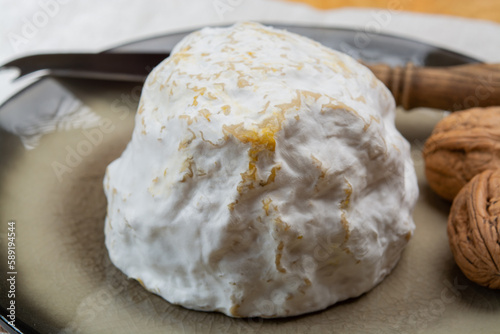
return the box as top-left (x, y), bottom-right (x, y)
top-left (288, 0), bottom-right (500, 23)
top-left (1, 1), bottom-right (498, 334)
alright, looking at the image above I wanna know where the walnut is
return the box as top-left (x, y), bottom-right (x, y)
top-left (423, 107), bottom-right (500, 201)
top-left (448, 169), bottom-right (500, 289)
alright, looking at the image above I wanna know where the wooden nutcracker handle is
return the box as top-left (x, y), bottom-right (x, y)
top-left (367, 63), bottom-right (500, 111)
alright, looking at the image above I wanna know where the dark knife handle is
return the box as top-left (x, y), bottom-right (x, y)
top-left (368, 62), bottom-right (500, 111)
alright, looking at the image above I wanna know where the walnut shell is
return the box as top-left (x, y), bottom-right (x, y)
top-left (448, 169), bottom-right (500, 289)
top-left (423, 107), bottom-right (500, 201)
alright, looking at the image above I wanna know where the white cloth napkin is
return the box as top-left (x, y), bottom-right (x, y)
top-left (1, 0), bottom-right (500, 62)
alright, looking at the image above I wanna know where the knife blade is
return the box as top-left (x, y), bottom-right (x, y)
top-left (1, 53), bottom-right (169, 82)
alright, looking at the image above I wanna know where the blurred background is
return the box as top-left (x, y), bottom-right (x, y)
top-left (289, 0), bottom-right (500, 21)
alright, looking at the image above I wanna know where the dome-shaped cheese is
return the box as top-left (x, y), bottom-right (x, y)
top-left (104, 22), bottom-right (418, 318)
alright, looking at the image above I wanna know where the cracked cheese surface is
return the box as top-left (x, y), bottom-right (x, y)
top-left (104, 22), bottom-right (418, 318)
